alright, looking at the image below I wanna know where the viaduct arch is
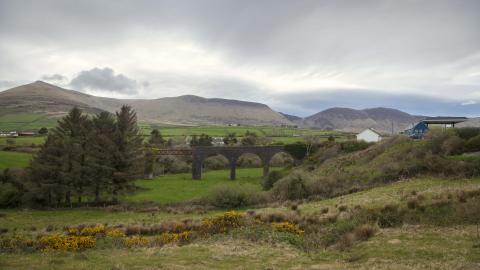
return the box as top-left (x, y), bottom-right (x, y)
top-left (155, 146), bottom-right (288, 180)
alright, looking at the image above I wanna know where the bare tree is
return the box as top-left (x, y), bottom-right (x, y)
top-left (303, 134), bottom-right (321, 156)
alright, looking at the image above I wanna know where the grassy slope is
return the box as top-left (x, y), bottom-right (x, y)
top-left (0, 177), bottom-right (479, 269)
top-left (0, 151), bottom-right (32, 169)
top-left (127, 168), bottom-right (266, 204)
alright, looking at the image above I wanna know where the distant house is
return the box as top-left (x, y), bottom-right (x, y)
top-left (356, 128), bottom-right (382, 143)
top-left (211, 137), bottom-right (225, 146)
top-left (2, 131), bottom-right (19, 138)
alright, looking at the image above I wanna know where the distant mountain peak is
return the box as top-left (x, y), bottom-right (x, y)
top-left (304, 106), bottom-right (422, 133)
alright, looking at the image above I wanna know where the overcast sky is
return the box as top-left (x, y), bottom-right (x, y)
top-left (1, 0), bottom-right (479, 116)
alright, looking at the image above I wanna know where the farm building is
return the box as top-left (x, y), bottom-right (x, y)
top-left (356, 128), bottom-right (382, 143)
top-left (404, 116), bottom-right (467, 139)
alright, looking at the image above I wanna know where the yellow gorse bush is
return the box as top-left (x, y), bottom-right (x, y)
top-left (106, 228), bottom-right (125, 238)
top-left (68, 224), bottom-right (106, 236)
top-left (38, 235), bottom-right (96, 251)
top-left (0, 235), bottom-right (35, 251)
top-left (271, 222), bottom-right (304, 235)
top-left (125, 236), bottom-right (149, 248)
top-left (154, 231), bottom-right (192, 246)
top-left (201, 211), bottom-right (245, 234)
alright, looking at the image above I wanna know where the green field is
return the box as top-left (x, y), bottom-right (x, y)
top-left (140, 125), bottom-right (338, 137)
top-left (0, 136), bottom-right (46, 146)
top-left (127, 168), bottom-right (267, 204)
top-left (0, 151), bottom-right (32, 169)
top-left (0, 113), bottom-right (59, 131)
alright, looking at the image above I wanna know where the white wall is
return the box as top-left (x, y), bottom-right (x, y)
top-left (356, 129), bottom-right (382, 143)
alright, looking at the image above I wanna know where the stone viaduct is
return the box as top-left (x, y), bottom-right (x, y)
top-left (156, 146), bottom-right (288, 180)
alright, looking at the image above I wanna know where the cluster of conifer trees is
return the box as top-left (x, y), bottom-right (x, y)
top-left (27, 105), bottom-right (144, 206)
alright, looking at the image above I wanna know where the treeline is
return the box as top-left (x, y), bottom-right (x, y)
top-left (3, 106), bottom-right (145, 207)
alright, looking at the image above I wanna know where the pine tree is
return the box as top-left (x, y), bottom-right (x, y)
top-left (89, 111), bottom-right (117, 203)
top-left (149, 129), bottom-right (166, 147)
top-left (28, 135), bottom-right (67, 206)
top-left (112, 105), bottom-right (144, 202)
top-left (52, 107), bottom-right (92, 204)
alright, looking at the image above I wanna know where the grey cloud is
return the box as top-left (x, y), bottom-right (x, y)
top-left (1, 1), bottom-right (480, 115)
top-left (70, 67), bottom-right (140, 94)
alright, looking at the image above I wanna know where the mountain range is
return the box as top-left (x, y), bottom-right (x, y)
top-left (0, 81), bottom-right (290, 126)
top-left (1, 81), bottom-right (475, 133)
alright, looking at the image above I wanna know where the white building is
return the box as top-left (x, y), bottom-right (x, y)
top-left (356, 128), bottom-right (382, 143)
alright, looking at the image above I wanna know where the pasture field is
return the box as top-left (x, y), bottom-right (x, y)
top-left (0, 136), bottom-right (46, 146)
top-left (140, 125), bottom-right (337, 137)
top-left (127, 168), bottom-right (267, 204)
top-left (0, 151), bottom-right (32, 169)
top-left (0, 177), bottom-right (479, 269)
top-left (0, 113), bottom-right (59, 131)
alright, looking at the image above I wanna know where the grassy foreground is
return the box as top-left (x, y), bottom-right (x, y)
top-left (0, 177), bottom-right (479, 269)
top-left (0, 225), bottom-right (478, 270)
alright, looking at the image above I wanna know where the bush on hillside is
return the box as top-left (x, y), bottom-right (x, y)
top-left (262, 170), bottom-right (285, 191)
top-left (465, 135), bottom-right (480, 153)
top-left (441, 136), bottom-right (465, 155)
top-left (272, 172), bottom-right (308, 200)
top-left (0, 183), bottom-right (22, 208)
top-left (339, 140), bottom-right (373, 153)
top-left (270, 152), bottom-right (294, 167)
top-left (455, 127), bottom-right (480, 140)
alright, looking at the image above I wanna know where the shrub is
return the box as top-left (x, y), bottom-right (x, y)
top-left (465, 135), bottom-right (480, 152)
top-left (200, 211), bottom-right (245, 234)
top-left (38, 235), bottom-right (96, 251)
top-left (206, 183), bottom-right (263, 208)
top-left (153, 231), bottom-right (192, 246)
top-left (237, 153), bottom-right (262, 168)
top-left (270, 152), bottom-right (294, 166)
top-left (272, 172), bottom-right (308, 201)
top-left (0, 235), bottom-right (35, 252)
top-left (125, 236), bottom-right (149, 248)
top-left (377, 205), bottom-right (404, 228)
top-left (353, 224), bottom-right (376, 241)
top-left (0, 183), bottom-right (22, 208)
top-left (262, 170), bottom-right (285, 190)
top-left (441, 136), bottom-right (465, 155)
top-left (456, 127), bottom-right (480, 140)
top-left (203, 155), bottom-right (228, 170)
top-left (407, 197), bottom-right (419, 209)
top-left (339, 140), bottom-right (373, 153)
top-left (271, 222), bottom-right (304, 235)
